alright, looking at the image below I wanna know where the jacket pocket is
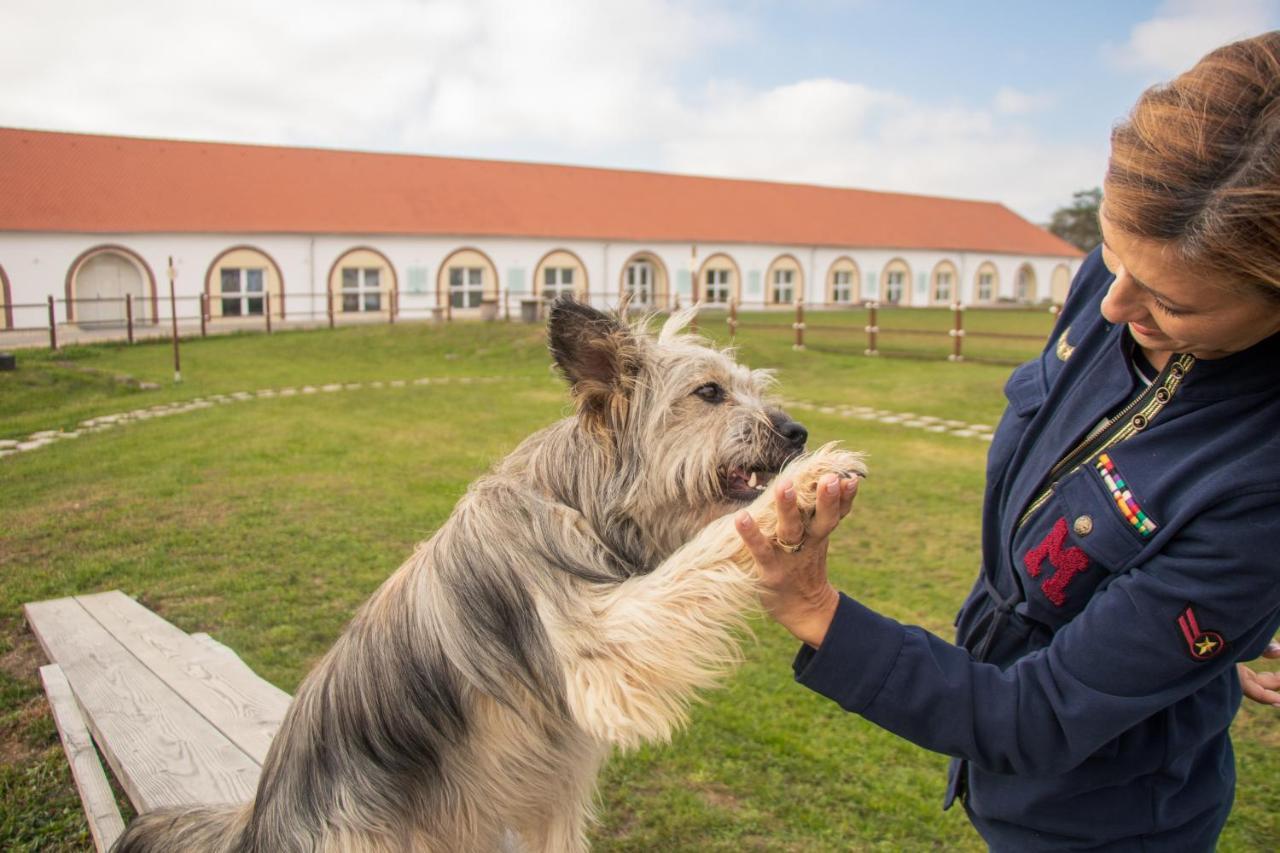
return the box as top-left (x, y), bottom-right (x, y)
top-left (1013, 467), bottom-right (1143, 631)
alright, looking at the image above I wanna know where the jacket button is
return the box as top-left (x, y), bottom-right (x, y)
top-left (1073, 515), bottom-right (1094, 536)
top-left (1132, 414), bottom-right (1148, 430)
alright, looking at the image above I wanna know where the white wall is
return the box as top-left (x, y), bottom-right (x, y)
top-left (0, 231), bottom-right (1080, 329)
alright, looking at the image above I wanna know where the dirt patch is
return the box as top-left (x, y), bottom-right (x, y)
top-left (53, 360), bottom-right (159, 391)
top-left (0, 622), bottom-right (54, 766)
top-left (0, 621), bottom-right (47, 684)
top-left (696, 781), bottom-right (743, 813)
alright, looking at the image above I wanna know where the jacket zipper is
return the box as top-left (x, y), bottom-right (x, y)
top-left (1015, 353), bottom-right (1196, 529)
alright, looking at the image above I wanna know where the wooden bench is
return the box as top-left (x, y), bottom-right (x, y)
top-left (24, 591), bottom-right (292, 852)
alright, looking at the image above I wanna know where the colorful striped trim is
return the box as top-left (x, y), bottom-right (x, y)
top-left (1095, 453), bottom-right (1157, 537)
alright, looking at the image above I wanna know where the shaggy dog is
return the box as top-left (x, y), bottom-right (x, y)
top-left (112, 300), bottom-right (866, 852)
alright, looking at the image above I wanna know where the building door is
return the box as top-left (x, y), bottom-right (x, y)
top-left (75, 252), bottom-right (145, 326)
top-left (627, 261), bottom-right (653, 309)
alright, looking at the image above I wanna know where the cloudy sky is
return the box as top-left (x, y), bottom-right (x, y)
top-left (3, 0), bottom-right (1277, 222)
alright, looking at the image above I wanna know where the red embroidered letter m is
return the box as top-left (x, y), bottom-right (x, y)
top-left (1024, 517), bottom-right (1092, 607)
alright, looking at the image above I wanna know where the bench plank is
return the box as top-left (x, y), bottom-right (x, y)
top-left (25, 597), bottom-right (262, 812)
top-left (39, 664), bottom-right (127, 853)
top-left (74, 591), bottom-right (289, 764)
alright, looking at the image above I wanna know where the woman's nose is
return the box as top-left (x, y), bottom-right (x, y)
top-left (1100, 268), bottom-right (1148, 325)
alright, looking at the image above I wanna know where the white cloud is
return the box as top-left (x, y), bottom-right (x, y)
top-left (993, 86), bottom-right (1054, 116)
top-left (1107, 0), bottom-right (1280, 76)
top-left (664, 79), bottom-right (1102, 221)
top-left (0, 0), bottom-right (1103, 221)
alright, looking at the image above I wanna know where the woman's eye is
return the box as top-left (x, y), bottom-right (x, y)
top-left (694, 383), bottom-right (725, 404)
top-left (1153, 300), bottom-right (1186, 318)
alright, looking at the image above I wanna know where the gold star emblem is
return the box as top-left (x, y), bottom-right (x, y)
top-left (1195, 636), bottom-right (1219, 656)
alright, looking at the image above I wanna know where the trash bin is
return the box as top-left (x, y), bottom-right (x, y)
top-left (520, 299), bottom-right (541, 323)
top-left (480, 298), bottom-right (499, 322)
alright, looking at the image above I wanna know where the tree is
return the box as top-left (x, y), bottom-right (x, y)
top-left (1047, 188), bottom-right (1102, 252)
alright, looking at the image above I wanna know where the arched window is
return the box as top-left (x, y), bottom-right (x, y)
top-left (534, 249), bottom-right (589, 303)
top-left (0, 264), bottom-right (11, 330)
top-left (698, 253), bottom-right (741, 306)
top-left (972, 261), bottom-right (999, 304)
top-left (826, 257), bottom-right (860, 305)
top-left (619, 252), bottom-right (670, 310)
top-left (880, 258), bottom-right (912, 306)
top-left (1050, 264), bottom-right (1072, 305)
top-left (765, 254), bottom-right (804, 306)
top-left (1015, 263), bottom-right (1038, 303)
top-left (931, 260), bottom-right (959, 305)
top-left (330, 247), bottom-right (396, 314)
top-left (206, 246), bottom-right (285, 319)
top-left (438, 248), bottom-right (499, 317)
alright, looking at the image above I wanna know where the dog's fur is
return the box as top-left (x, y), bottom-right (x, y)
top-left (112, 300), bottom-right (866, 853)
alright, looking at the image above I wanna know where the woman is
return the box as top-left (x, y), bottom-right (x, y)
top-left (737, 32), bottom-right (1280, 851)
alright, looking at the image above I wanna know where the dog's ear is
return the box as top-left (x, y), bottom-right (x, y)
top-left (547, 298), bottom-right (641, 436)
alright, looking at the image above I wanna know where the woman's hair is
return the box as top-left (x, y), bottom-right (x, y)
top-left (1105, 30), bottom-right (1280, 301)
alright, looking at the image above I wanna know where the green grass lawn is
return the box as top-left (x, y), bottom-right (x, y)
top-left (1, 317), bottom-right (1275, 851)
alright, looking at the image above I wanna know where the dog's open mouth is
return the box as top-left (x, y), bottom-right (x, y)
top-left (720, 466), bottom-right (780, 502)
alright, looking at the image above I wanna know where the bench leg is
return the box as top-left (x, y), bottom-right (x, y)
top-left (39, 664), bottom-right (128, 853)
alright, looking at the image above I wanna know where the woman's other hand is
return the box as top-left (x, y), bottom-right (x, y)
top-left (736, 472), bottom-right (859, 648)
top-left (1239, 639), bottom-right (1280, 708)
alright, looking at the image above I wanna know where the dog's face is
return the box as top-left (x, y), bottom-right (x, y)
top-left (548, 299), bottom-right (807, 558)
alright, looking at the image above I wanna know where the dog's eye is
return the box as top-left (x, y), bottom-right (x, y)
top-left (693, 383), bottom-right (726, 404)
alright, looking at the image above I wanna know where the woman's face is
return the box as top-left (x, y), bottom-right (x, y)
top-left (1098, 209), bottom-right (1280, 362)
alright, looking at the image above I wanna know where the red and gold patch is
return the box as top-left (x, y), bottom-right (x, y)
top-left (1176, 605), bottom-right (1226, 661)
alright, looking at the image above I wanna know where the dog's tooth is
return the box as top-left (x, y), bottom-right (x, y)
top-left (748, 471), bottom-right (758, 488)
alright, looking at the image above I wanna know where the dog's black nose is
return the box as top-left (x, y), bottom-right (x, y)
top-left (771, 414), bottom-right (808, 449)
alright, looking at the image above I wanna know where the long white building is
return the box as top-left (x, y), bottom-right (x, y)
top-left (0, 129), bottom-right (1082, 332)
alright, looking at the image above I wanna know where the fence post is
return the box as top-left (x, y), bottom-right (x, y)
top-left (390, 288), bottom-right (397, 325)
top-left (47, 295), bottom-right (58, 351)
top-left (728, 298), bottom-right (738, 343)
top-left (126, 293), bottom-right (135, 344)
top-left (949, 302), bottom-right (964, 362)
top-left (504, 288), bottom-right (510, 322)
top-left (328, 291), bottom-right (335, 329)
top-left (865, 300), bottom-right (879, 356)
top-left (265, 292), bottom-right (273, 334)
top-left (200, 293), bottom-right (208, 338)
top-left (793, 301), bottom-right (805, 350)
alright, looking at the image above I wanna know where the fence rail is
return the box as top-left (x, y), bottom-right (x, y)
top-left (0, 291), bottom-right (1058, 368)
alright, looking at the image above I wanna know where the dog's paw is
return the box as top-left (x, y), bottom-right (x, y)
top-left (744, 443), bottom-right (867, 538)
top-left (778, 443), bottom-right (868, 512)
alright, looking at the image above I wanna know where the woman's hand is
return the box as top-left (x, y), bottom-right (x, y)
top-left (735, 472), bottom-right (859, 648)
top-left (1239, 639), bottom-right (1280, 708)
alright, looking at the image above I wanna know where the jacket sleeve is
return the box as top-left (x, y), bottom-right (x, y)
top-left (794, 487), bottom-right (1280, 777)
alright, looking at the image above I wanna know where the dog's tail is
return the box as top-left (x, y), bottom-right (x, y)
top-left (110, 803), bottom-right (249, 853)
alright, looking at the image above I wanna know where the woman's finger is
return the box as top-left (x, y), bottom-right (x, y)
top-left (838, 476), bottom-right (860, 518)
top-left (1262, 639), bottom-right (1280, 659)
top-left (773, 478), bottom-right (805, 547)
top-left (735, 510), bottom-right (776, 567)
top-left (811, 474), bottom-right (844, 538)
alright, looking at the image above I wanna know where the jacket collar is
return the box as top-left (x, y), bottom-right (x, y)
top-left (1175, 328), bottom-right (1280, 401)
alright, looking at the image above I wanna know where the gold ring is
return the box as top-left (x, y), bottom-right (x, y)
top-left (773, 534), bottom-right (805, 553)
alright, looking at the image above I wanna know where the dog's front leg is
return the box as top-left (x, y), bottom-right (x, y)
top-left (565, 444), bottom-right (866, 748)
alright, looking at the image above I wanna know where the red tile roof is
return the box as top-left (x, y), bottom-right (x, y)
top-left (0, 128), bottom-right (1081, 257)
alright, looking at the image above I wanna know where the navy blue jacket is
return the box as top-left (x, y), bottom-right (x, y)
top-left (794, 248), bottom-right (1280, 851)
